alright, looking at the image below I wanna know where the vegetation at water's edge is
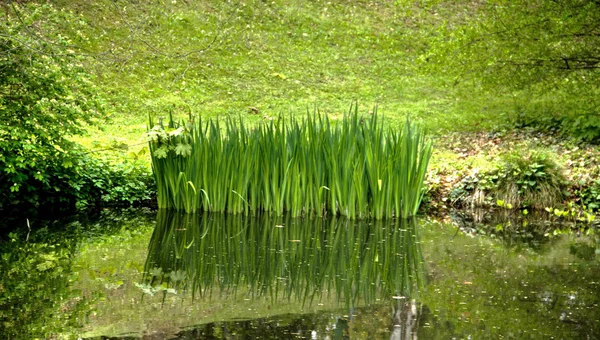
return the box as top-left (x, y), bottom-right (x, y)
top-left (1, 0), bottom-right (600, 223)
top-left (148, 109), bottom-right (431, 218)
top-left (425, 133), bottom-right (600, 227)
top-left (0, 3), bottom-right (154, 214)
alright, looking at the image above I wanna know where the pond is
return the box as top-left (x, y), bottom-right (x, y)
top-left (1, 209), bottom-right (598, 339)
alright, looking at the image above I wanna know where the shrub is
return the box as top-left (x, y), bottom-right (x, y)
top-left (74, 153), bottom-right (156, 209)
top-left (0, 3), bottom-right (105, 211)
top-left (449, 151), bottom-right (568, 210)
top-left (1, 147), bottom-right (155, 212)
top-left (0, 4), bottom-right (155, 212)
top-left (491, 151), bottom-right (567, 210)
top-left (448, 171), bottom-right (494, 209)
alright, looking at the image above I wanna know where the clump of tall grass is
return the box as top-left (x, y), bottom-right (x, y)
top-left (492, 150), bottom-right (567, 209)
top-left (147, 105), bottom-right (432, 219)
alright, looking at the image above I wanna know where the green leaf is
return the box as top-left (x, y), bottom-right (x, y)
top-left (174, 143), bottom-right (192, 157)
top-left (153, 146), bottom-right (168, 159)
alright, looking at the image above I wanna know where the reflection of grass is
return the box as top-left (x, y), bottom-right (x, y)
top-left (144, 211), bottom-right (425, 307)
top-left (68, 211), bottom-right (598, 338)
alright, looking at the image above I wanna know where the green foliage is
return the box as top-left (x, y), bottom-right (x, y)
top-left (578, 178), bottom-right (600, 211)
top-left (0, 3), bottom-right (97, 207)
top-left (148, 107), bottom-right (432, 219)
top-left (1, 146), bottom-right (155, 211)
top-left (449, 151), bottom-right (569, 210)
top-left (0, 3), bottom-right (154, 211)
top-left (424, 0), bottom-right (600, 86)
top-left (73, 154), bottom-right (156, 209)
top-left (422, 0), bottom-right (600, 140)
top-left (492, 151), bottom-right (567, 209)
top-left (448, 172), bottom-right (492, 208)
top-left (513, 86), bottom-right (600, 142)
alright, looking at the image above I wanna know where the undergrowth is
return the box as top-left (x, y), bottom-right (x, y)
top-left (449, 150), bottom-right (568, 210)
top-left (493, 151), bottom-right (567, 210)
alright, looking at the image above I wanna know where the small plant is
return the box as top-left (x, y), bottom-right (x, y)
top-left (577, 177), bottom-right (600, 211)
top-left (448, 170), bottom-right (495, 208)
top-left (491, 151), bottom-right (567, 210)
top-left (544, 203), bottom-right (597, 225)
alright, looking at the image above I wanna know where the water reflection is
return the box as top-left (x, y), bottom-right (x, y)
top-left (144, 210), bottom-right (426, 310)
top-left (2, 209), bottom-right (598, 338)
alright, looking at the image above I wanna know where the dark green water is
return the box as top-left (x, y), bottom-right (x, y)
top-left (1, 209), bottom-right (598, 339)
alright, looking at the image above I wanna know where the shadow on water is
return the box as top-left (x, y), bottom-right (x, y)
top-left (141, 211), bottom-right (426, 337)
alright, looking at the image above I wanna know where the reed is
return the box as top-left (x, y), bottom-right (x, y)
top-left (143, 211), bottom-right (425, 306)
top-left (147, 105), bottom-right (432, 219)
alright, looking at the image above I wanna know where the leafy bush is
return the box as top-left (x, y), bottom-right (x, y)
top-left (2, 147), bottom-right (155, 211)
top-left (0, 4), bottom-right (94, 207)
top-left (448, 171), bottom-right (494, 208)
top-left (0, 4), bottom-right (155, 212)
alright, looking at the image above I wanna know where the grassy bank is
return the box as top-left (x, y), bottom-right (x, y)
top-left (43, 0), bottom-right (516, 153)
top-left (2, 1), bottom-right (599, 218)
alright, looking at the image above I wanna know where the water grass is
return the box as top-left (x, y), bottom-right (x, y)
top-left (143, 211), bottom-right (425, 307)
top-left (147, 105), bottom-right (432, 219)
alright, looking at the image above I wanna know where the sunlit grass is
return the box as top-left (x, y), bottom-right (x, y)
top-left (148, 106), bottom-right (432, 218)
top-left (48, 0), bottom-right (508, 141)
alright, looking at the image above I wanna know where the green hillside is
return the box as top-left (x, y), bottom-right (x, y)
top-left (2, 0), bottom-right (599, 212)
top-left (6, 1), bottom-right (507, 146)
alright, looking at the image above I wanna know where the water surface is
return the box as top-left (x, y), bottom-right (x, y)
top-left (1, 209), bottom-right (598, 339)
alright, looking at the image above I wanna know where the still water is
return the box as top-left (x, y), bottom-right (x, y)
top-left (1, 209), bottom-right (598, 339)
